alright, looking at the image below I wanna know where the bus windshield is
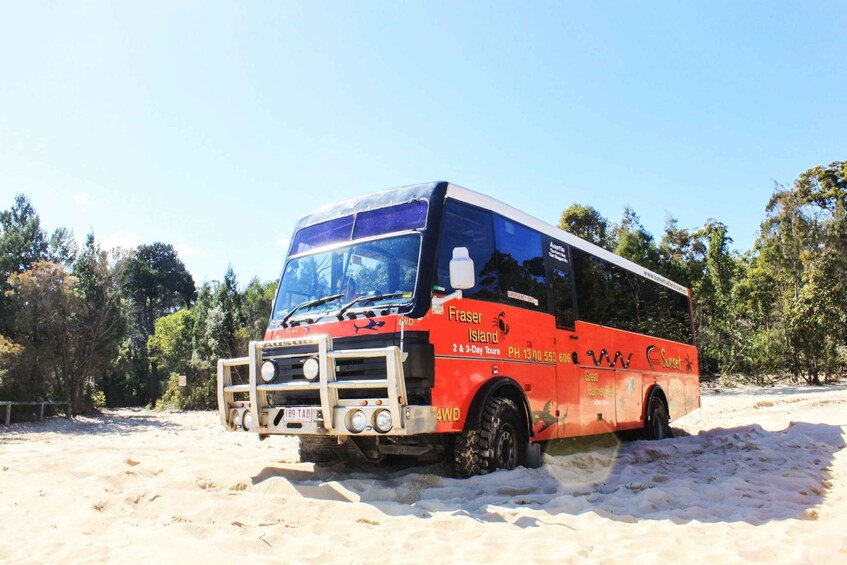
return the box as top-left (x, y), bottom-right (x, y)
top-left (271, 233), bottom-right (421, 323)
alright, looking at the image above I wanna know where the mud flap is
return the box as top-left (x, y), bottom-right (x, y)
top-left (525, 442), bottom-right (542, 469)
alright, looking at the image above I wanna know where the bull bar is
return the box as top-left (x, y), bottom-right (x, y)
top-left (217, 334), bottom-right (436, 437)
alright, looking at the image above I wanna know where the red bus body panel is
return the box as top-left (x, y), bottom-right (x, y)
top-left (265, 296), bottom-right (699, 441)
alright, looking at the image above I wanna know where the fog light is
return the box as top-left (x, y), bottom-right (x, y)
top-left (303, 358), bottom-right (319, 381)
top-left (347, 410), bottom-right (367, 433)
top-left (261, 361), bottom-right (277, 383)
top-left (374, 409), bottom-right (393, 433)
top-left (242, 410), bottom-right (253, 431)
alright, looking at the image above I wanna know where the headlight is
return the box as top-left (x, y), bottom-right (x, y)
top-left (261, 361), bottom-right (277, 383)
top-left (242, 410), bottom-right (253, 431)
top-left (347, 410), bottom-right (367, 433)
top-left (234, 410), bottom-right (243, 429)
top-left (373, 409), bottom-right (392, 433)
top-left (302, 358), bottom-right (319, 381)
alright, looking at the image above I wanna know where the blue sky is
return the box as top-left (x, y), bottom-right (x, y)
top-left (2, 2), bottom-right (845, 285)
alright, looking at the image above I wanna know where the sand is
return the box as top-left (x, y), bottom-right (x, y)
top-left (2, 385), bottom-right (846, 564)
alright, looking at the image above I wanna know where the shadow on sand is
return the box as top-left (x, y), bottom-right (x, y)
top-left (251, 420), bottom-right (845, 527)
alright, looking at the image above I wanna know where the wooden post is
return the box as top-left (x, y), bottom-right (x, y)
top-left (39, 403), bottom-right (45, 420)
top-left (4, 404), bottom-right (10, 426)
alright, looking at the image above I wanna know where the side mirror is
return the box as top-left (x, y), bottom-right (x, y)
top-left (449, 247), bottom-right (475, 290)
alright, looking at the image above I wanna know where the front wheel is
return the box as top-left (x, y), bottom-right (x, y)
top-left (643, 395), bottom-right (672, 440)
top-left (454, 397), bottom-right (527, 477)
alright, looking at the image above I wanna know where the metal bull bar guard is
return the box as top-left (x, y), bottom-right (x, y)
top-left (217, 335), bottom-right (435, 436)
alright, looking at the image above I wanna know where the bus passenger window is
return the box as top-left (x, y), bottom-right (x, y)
top-left (551, 268), bottom-right (575, 329)
top-left (436, 200), bottom-right (498, 300)
top-left (493, 216), bottom-right (547, 311)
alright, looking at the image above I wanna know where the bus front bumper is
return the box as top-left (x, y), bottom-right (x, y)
top-left (217, 335), bottom-right (436, 437)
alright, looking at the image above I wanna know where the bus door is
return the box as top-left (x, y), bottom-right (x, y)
top-left (575, 324), bottom-right (617, 435)
top-left (546, 238), bottom-right (580, 439)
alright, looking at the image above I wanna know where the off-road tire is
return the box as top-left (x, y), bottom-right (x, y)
top-left (454, 397), bottom-right (526, 478)
top-left (643, 395), bottom-right (672, 440)
top-left (299, 436), bottom-right (341, 465)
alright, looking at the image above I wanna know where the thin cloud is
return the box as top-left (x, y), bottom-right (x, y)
top-left (175, 243), bottom-right (208, 259)
top-left (100, 230), bottom-right (142, 251)
top-left (74, 193), bottom-right (95, 207)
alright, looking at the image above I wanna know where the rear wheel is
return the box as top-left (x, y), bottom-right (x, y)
top-left (643, 395), bottom-right (672, 440)
top-left (454, 397), bottom-right (527, 477)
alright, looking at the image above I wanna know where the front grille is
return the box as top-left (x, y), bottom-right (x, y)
top-left (260, 343), bottom-right (390, 406)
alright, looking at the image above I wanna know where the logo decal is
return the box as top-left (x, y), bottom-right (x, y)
top-left (493, 312), bottom-right (510, 340)
top-left (586, 349), bottom-right (632, 368)
top-left (646, 345), bottom-right (658, 371)
top-left (353, 319), bottom-right (386, 333)
top-left (646, 345), bottom-right (684, 372)
top-left (532, 400), bottom-right (558, 434)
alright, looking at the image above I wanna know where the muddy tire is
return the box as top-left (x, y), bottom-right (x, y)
top-left (643, 395), bottom-right (672, 440)
top-left (454, 397), bottom-right (526, 477)
top-left (299, 436), bottom-right (341, 464)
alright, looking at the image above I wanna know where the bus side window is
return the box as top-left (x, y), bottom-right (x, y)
top-left (436, 200), bottom-right (498, 300)
top-left (551, 268), bottom-right (575, 330)
top-left (544, 238), bottom-right (575, 329)
top-left (493, 215), bottom-right (547, 311)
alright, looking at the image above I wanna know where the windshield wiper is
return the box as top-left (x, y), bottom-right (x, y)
top-left (335, 292), bottom-right (410, 319)
top-left (275, 293), bottom-right (343, 327)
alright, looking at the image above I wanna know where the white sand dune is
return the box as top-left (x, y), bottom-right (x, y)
top-left (2, 385), bottom-right (846, 563)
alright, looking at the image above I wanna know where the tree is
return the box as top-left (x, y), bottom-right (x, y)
top-left (71, 234), bottom-right (127, 411)
top-left (558, 204), bottom-right (615, 249)
top-left (242, 277), bottom-right (277, 342)
top-left (0, 194), bottom-right (50, 335)
top-left (0, 194), bottom-right (49, 276)
top-left (6, 245), bottom-right (124, 415)
top-left (614, 207), bottom-right (661, 271)
top-left (121, 243), bottom-right (195, 404)
top-left (783, 250), bottom-right (847, 384)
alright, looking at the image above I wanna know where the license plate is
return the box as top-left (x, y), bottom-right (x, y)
top-left (284, 407), bottom-right (313, 422)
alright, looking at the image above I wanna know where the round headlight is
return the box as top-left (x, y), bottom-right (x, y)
top-left (302, 358), bottom-right (320, 381)
top-left (242, 410), bottom-right (253, 431)
top-left (374, 409), bottom-right (393, 433)
top-left (261, 361), bottom-right (277, 383)
top-left (347, 410), bottom-right (367, 434)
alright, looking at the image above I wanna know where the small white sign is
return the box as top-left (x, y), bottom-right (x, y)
top-left (178, 375), bottom-right (187, 387)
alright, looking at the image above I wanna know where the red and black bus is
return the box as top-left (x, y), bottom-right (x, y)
top-left (218, 182), bottom-right (699, 476)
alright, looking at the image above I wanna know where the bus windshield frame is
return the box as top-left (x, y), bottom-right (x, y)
top-left (271, 232), bottom-right (423, 324)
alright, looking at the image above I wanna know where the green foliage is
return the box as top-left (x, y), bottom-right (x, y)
top-left (614, 207), bottom-right (661, 271)
top-left (159, 270), bottom-right (276, 410)
top-left (558, 204), bottom-right (614, 249)
top-left (121, 242), bottom-right (196, 404)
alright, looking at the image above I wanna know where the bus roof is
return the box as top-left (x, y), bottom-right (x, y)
top-left (292, 181), bottom-right (689, 296)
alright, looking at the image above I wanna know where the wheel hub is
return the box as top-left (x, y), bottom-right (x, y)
top-left (495, 425), bottom-right (517, 469)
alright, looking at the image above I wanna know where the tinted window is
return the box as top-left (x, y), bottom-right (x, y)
top-left (546, 239), bottom-right (575, 329)
top-left (353, 201), bottom-right (428, 239)
top-left (291, 201), bottom-right (429, 256)
top-left (571, 247), bottom-right (693, 344)
top-left (291, 216), bottom-right (354, 255)
top-left (571, 249), bottom-right (613, 325)
top-left (436, 200), bottom-right (498, 300)
top-left (494, 216), bottom-right (547, 311)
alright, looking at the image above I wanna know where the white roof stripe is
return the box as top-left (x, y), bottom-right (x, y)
top-left (445, 183), bottom-right (689, 296)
